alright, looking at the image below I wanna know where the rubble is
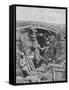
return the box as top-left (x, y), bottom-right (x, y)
top-left (16, 24), bottom-right (66, 83)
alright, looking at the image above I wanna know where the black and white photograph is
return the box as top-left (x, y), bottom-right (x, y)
top-left (16, 5), bottom-right (67, 84)
top-left (0, 0), bottom-right (69, 89)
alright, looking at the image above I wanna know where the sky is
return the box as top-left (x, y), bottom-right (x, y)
top-left (16, 6), bottom-right (66, 24)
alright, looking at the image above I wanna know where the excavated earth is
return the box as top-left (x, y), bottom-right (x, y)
top-left (16, 23), bottom-right (66, 83)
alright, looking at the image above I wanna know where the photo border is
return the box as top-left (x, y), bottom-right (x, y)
top-left (14, 4), bottom-right (67, 85)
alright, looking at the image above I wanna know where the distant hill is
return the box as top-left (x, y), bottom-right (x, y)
top-left (16, 20), bottom-right (66, 34)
